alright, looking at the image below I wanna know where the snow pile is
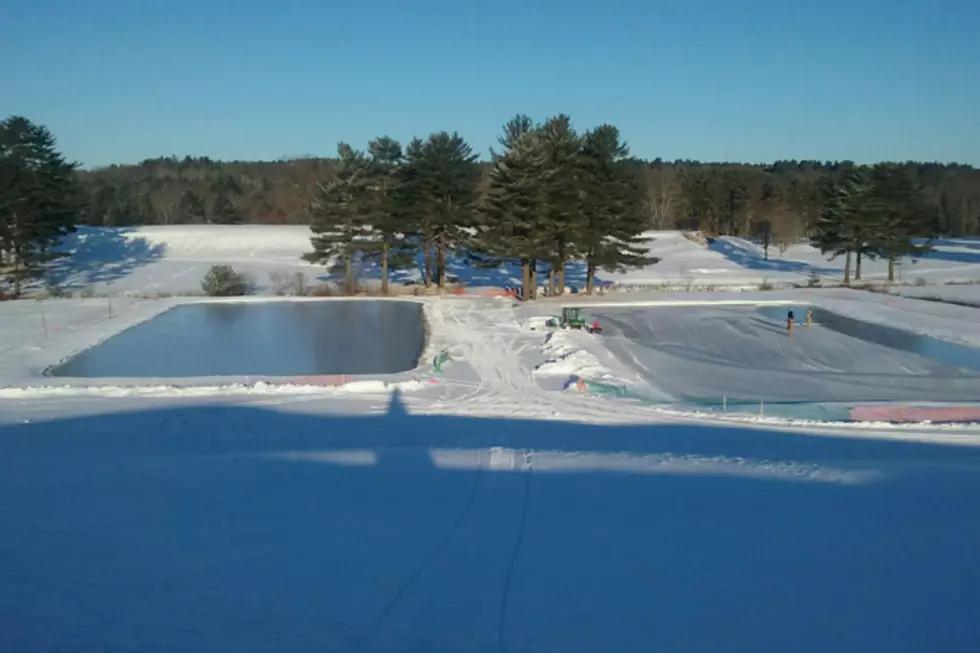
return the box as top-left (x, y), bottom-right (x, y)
top-left (533, 331), bottom-right (614, 380)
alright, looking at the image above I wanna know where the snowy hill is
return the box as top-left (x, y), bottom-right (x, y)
top-left (36, 226), bottom-right (980, 296)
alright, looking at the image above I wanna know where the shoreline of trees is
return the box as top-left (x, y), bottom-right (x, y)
top-left (4, 113), bottom-right (978, 298)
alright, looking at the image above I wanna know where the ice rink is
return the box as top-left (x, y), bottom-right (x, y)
top-left (594, 305), bottom-right (980, 404)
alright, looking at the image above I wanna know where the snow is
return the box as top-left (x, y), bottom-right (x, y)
top-left (606, 231), bottom-right (980, 287)
top-left (4, 228), bottom-right (980, 651)
top-left (3, 394), bottom-right (980, 652)
top-left (890, 283), bottom-right (980, 307)
top-left (39, 226), bottom-right (980, 297)
top-left (593, 303), bottom-right (980, 404)
top-left (49, 225), bottom-right (320, 295)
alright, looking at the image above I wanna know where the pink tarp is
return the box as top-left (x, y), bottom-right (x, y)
top-left (850, 405), bottom-right (980, 423)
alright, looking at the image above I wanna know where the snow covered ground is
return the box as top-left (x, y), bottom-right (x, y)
top-left (890, 283), bottom-right (980, 307)
top-left (4, 228), bottom-right (980, 651)
top-left (36, 226), bottom-right (980, 296)
top-left (4, 394), bottom-right (980, 652)
top-left (606, 232), bottom-right (980, 288)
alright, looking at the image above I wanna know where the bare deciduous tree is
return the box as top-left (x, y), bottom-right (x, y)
top-left (646, 165), bottom-right (681, 229)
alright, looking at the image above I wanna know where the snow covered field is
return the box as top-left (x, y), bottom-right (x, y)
top-left (4, 228), bottom-right (980, 652)
top-left (40, 226), bottom-right (980, 296)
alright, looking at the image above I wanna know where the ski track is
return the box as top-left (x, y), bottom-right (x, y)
top-left (372, 449), bottom-right (487, 630)
top-left (498, 449), bottom-right (533, 653)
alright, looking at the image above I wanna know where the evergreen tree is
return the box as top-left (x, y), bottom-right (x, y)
top-left (537, 115), bottom-right (583, 295)
top-left (395, 132), bottom-right (479, 289)
top-left (361, 136), bottom-right (413, 295)
top-left (0, 116), bottom-right (81, 296)
top-left (813, 168), bottom-right (882, 283)
top-left (868, 164), bottom-right (936, 281)
top-left (813, 174), bottom-right (854, 284)
top-left (208, 194), bottom-right (243, 224)
top-left (577, 125), bottom-right (653, 293)
top-left (478, 115), bottom-right (548, 299)
top-left (178, 189), bottom-right (207, 224)
top-left (303, 143), bottom-right (372, 294)
top-left (717, 169), bottom-right (751, 236)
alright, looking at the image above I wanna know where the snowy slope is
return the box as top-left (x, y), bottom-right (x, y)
top-left (890, 283), bottom-right (980, 307)
top-left (606, 232), bottom-right (980, 287)
top-left (35, 226), bottom-right (980, 297)
top-left (47, 225), bottom-right (320, 295)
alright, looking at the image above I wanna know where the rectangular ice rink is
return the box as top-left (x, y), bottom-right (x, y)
top-left (593, 305), bottom-right (980, 404)
top-left (49, 300), bottom-right (426, 378)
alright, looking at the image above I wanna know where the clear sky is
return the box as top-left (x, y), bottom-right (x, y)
top-left (4, 0), bottom-right (978, 169)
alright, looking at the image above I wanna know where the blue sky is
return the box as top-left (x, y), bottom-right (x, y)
top-left (3, 0), bottom-right (978, 168)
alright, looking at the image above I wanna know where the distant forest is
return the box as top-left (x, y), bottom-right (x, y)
top-left (79, 155), bottom-right (980, 239)
top-left (3, 112), bottom-right (979, 297)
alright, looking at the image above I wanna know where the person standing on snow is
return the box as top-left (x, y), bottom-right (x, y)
top-left (787, 309), bottom-right (795, 337)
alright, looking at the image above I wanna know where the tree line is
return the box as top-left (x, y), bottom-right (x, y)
top-left (303, 115), bottom-right (652, 298)
top-left (3, 113), bottom-right (980, 297)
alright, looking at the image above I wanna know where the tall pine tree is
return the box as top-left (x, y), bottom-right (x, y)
top-left (868, 164), bottom-right (936, 281)
top-left (395, 132), bottom-right (479, 289)
top-left (537, 115), bottom-right (583, 295)
top-left (0, 116), bottom-right (81, 296)
top-left (813, 168), bottom-right (882, 283)
top-left (577, 125), bottom-right (653, 294)
top-left (478, 115), bottom-right (548, 299)
top-left (303, 143), bottom-right (372, 294)
top-left (361, 136), bottom-right (413, 296)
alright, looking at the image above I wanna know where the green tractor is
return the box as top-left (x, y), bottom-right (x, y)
top-left (546, 307), bottom-right (602, 333)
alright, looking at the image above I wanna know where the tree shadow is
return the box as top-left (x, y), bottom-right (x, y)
top-left (930, 238), bottom-right (980, 251)
top-left (46, 227), bottom-right (168, 289)
top-left (916, 247), bottom-right (980, 265)
top-left (709, 237), bottom-right (838, 275)
top-left (314, 248), bottom-right (606, 293)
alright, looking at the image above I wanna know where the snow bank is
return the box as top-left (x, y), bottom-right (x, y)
top-left (0, 378), bottom-right (425, 400)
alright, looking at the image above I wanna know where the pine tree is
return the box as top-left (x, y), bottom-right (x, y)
top-left (208, 194), bottom-right (243, 224)
top-left (395, 132), bottom-right (479, 289)
top-left (577, 125), bottom-right (654, 293)
top-left (303, 143), bottom-right (372, 294)
top-left (537, 115), bottom-right (583, 295)
top-left (813, 168), bottom-right (882, 283)
top-left (478, 115), bottom-right (548, 299)
top-left (0, 116), bottom-right (81, 296)
top-left (813, 175), bottom-right (854, 284)
top-left (868, 164), bottom-right (936, 281)
top-left (178, 189), bottom-right (207, 224)
top-left (361, 136), bottom-right (413, 296)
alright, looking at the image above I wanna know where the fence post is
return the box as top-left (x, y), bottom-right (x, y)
top-left (759, 400), bottom-right (764, 417)
top-left (722, 396), bottom-right (727, 412)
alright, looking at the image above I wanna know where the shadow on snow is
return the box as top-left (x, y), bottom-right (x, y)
top-left (1, 390), bottom-right (980, 652)
top-left (316, 248), bottom-right (606, 292)
top-left (46, 227), bottom-right (167, 289)
top-left (709, 238), bottom-right (839, 276)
